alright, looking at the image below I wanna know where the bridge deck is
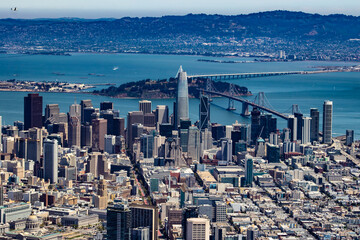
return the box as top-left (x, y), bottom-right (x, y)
top-left (189, 71), bottom-right (303, 79)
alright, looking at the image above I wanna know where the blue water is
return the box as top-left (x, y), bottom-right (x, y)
top-left (0, 53), bottom-right (359, 139)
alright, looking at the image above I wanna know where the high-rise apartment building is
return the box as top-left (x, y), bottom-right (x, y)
top-left (24, 93), bottom-right (43, 130)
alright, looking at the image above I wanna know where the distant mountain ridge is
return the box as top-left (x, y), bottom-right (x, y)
top-left (1, 11), bottom-right (359, 59)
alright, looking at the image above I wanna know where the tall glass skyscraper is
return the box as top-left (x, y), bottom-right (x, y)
top-left (176, 66), bottom-right (189, 127)
top-left (322, 100), bottom-right (333, 144)
top-left (43, 139), bottom-right (58, 184)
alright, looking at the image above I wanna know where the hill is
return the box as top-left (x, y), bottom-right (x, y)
top-left (1, 11), bottom-right (359, 60)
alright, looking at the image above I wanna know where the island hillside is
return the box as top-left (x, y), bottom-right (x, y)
top-left (93, 78), bottom-right (251, 99)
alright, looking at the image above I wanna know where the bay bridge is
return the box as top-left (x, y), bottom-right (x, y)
top-left (193, 73), bottom-right (295, 120)
top-left (188, 70), bottom-right (304, 80)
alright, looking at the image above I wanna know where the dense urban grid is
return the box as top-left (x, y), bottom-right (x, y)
top-left (0, 66), bottom-right (359, 240)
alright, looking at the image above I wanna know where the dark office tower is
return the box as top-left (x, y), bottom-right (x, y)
top-left (27, 139), bottom-right (41, 162)
top-left (0, 186), bottom-right (3, 206)
top-left (92, 118), bottom-right (107, 151)
top-left (231, 131), bottom-right (242, 154)
top-left (172, 102), bottom-right (177, 127)
top-left (176, 66), bottom-right (189, 127)
top-left (182, 206), bottom-right (199, 238)
top-left (113, 117), bottom-right (125, 137)
top-left (80, 100), bottom-right (93, 124)
top-left (155, 105), bottom-right (169, 126)
top-left (251, 108), bottom-right (261, 143)
top-left (245, 158), bottom-right (254, 187)
top-left (130, 123), bottom-right (144, 149)
top-left (144, 113), bottom-right (156, 127)
top-left (102, 112), bottom-right (115, 135)
top-left (24, 93), bottom-right (43, 130)
top-left (294, 112), bottom-right (303, 141)
top-left (180, 118), bottom-right (191, 130)
top-left (139, 100), bottom-right (152, 114)
top-left (259, 114), bottom-right (277, 140)
top-left (68, 116), bottom-right (81, 147)
top-left (160, 123), bottom-right (173, 138)
top-left (346, 130), bottom-right (354, 146)
top-left (199, 94), bottom-right (210, 130)
top-left (107, 204), bottom-right (131, 240)
top-left (82, 107), bottom-right (95, 125)
top-left (140, 134), bottom-right (154, 158)
top-left (81, 124), bottom-right (92, 148)
top-left (100, 101), bottom-right (113, 111)
top-left (45, 104), bottom-right (60, 122)
top-left (323, 100), bottom-right (333, 144)
top-left (212, 124), bottom-right (225, 141)
top-left (287, 115), bottom-right (297, 142)
top-left (310, 108), bottom-right (320, 142)
top-left (43, 139), bottom-right (58, 184)
top-left (130, 204), bottom-right (158, 240)
top-left (127, 111), bottom-right (144, 148)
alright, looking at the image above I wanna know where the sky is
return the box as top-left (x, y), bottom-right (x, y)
top-left (0, 0), bottom-right (360, 19)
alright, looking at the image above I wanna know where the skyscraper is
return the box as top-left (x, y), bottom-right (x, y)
top-left (310, 108), bottom-right (320, 142)
top-left (139, 100), bottom-right (152, 114)
top-left (43, 139), bottom-right (58, 184)
top-left (186, 218), bottom-right (210, 240)
top-left (301, 117), bottom-right (311, 144)
top-left (294, 112), bottom-right (303, 141)
top-left (127, 111), bottom-right (144, 149)
top-left (68, 116), bottom-right (81, 147)
top-left (176, 66), bottom-right (189, 127)
top-left (155, 105), bottom-right (169, 128)
top-left (45, 104), bottom-right (60, 122)
top-left (80, 99), bottom-right (93, 124)
top-left (346, 130), bottom-right (354, 146)
top-left (287, 115), bottom-right (297, 142)
top-left (69, 103), bottom-right (81, 119)
top-left (199, 94), bottom-right (210, 130)
top-left (323, 100), bottom-right (333, 144)
top-left (245, 158), bottom-right (253, 187)
top-left (100, 101), bottom-right (113, 111)
top-left (24, 93), bottom-right (43, 130)
top-left (140, 134), bottom-right (154, 159)
top-left (107, 204), bottom-right (132, 240)
top-left (81, 124), bottom-right (92, 148)
top-left (92, 118), bottom-right (107, 151)
top-left (187, 126), bottom-right (200, 161)
top-left (220, 138), bottom-right (232, 165)
top-left (130, 204), bottom-right (159, 240)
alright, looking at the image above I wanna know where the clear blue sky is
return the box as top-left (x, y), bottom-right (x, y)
top-left (1, 0), bottom-right (359, 18)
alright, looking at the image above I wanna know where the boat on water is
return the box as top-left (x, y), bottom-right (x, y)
top-left (113, 66), bottom-right (119, 71)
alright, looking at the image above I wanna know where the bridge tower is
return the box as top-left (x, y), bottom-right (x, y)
top-left (292, 104), bottom-right (300, 114)
top-left (227, 83), bottom-right (236, 111)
